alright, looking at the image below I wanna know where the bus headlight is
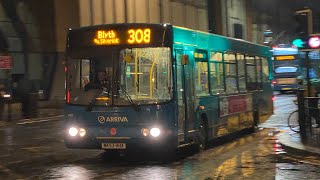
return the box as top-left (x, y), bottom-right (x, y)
top-left (150, 128), bottom-right (161, 137)
top-left (68, 127), bottom-right (78, 137)
top-left (79, 128), bottom-right (86, 137)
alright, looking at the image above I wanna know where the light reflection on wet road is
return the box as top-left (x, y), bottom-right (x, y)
top-left (0, 93), bottom-right (320, 179)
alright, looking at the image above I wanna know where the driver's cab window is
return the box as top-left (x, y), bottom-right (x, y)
top-left (67, 57), bottom-right (113, 105)
top-left (80, 60), bottom-right (90, 88)
top-left (73, 59), bottom-right (112, 91)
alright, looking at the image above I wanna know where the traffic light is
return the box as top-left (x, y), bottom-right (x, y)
top-left (292, 35), bottom-right (320, 50)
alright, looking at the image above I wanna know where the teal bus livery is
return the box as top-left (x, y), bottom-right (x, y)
top-left (64, 23), bottom-right (273, 156)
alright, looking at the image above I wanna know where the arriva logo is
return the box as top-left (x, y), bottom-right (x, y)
top-left (97, 116), bottom-right (128, 123)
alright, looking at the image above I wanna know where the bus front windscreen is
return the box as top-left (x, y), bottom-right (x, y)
top-left (66, 47), bottom-right (173, 106)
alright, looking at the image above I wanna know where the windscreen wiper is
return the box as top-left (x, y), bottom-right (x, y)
top-left (86, 87), bottom-right (107, 111)
top-left (118, 84), bottom-right (140, 111)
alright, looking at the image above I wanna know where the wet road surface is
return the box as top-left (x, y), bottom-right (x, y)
top-left (0, 93), bottom-right (319, 179)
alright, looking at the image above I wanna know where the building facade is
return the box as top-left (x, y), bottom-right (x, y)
top-left (0, 0), bottom-right (58, 102)
top-left (0, 0), bottom-right (266, 104)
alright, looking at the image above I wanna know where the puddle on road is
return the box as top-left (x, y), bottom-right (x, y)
top-left (265, 129), bottom-right (287, 155)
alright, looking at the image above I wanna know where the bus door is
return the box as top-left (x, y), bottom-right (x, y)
top-left (175, 49), bottom-right (195, 143)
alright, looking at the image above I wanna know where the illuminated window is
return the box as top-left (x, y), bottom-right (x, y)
top-left (237, 54), bottom-right (246, 92)
top-left (262, 57), bottom-right (270, 82)
top-left (246, 56), bottom-right (257, 91)
top-left (195, 61), bottom-right (209, 96)
top-left (224, 53), bottom-right (238, 94)
top-left (209, 52), bottom-right (225, 94)
top-left (256, 56), bottom-right (262, 89)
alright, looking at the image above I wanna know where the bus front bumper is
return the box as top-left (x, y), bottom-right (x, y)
top-left (64, 135), bottom-right (177, 151)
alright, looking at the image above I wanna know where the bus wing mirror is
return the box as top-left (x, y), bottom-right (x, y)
top-left (181, 55), bottom-right (189, 65)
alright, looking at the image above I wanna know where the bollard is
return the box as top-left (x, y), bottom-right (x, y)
top-left (297, 89), bottom-right (306, 137)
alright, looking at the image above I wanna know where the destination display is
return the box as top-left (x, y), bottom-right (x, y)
top-left (93, 28), bottom-right (151, 45)
top-left (67, 24), bottom-right (172, 48)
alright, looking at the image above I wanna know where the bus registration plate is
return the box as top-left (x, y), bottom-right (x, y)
top-left (102, 143), bottom-right (126, 149)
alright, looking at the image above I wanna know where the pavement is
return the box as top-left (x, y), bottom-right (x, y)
top-left (277, 129), bottom-right (320, 157)
top-left (0, 101), bottom-right (64, 127)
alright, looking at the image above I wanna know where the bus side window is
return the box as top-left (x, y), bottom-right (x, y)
top-left (194, 50), bottom-right (209, 96)
top-left (261, 57), bottom-right (270, 82)
top-left (209, 52), bottom-right (224, 94)
top-left (246, 56), bottom-right (257, 91)
top-left (237, 53), bottom-right (246, 92)
top-left (256, 56), bottom-right (262, 90)
top-left (224, 53), bottom-right (238, 94)
top-left (209, 52), bottom-right (225, 94)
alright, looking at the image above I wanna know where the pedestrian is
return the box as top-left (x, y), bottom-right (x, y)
top-left (16, 78), bottom-right (32, 118)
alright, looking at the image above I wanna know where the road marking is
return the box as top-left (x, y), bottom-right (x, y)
top-left (16, 115), bottom-right (63, 125)
top-left (21, 146), bottom-right (52, 153)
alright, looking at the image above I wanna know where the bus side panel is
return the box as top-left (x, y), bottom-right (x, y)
top-left (215, 94), bottom-right (255, 137)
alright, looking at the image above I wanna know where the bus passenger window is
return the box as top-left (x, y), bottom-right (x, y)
top-left (237, 54), bottom-right (246, 92)
top-left (195, 61), bottom-right (209, 96)
top-left (209, 52), bottom-right (224, 94)
top-left (256, 56), bottom-right (262, 89)
top-left (246, 56), bottom-right (257, 91)
top-left (224, 53), bottom-right (238, 94)
top-left (262, 57), bottom-right (270, 82)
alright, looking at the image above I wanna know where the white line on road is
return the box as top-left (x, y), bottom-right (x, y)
top-left (16, 115), bottom-right (64, 125)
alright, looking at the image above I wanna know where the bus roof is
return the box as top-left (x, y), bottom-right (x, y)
top-left (172, 25), bottom-right (272, 57)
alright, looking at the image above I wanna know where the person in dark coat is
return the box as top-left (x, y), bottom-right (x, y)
top-left (84, 70), bottom-right (110, 92)
top-left (16, 78), bottom-right (32, 118)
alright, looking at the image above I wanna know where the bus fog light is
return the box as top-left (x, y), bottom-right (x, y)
top-left (141, 128), bottom-right (149, 137)
top-left (150, 128), bottom-right (161, 137)
top-left (68, 127), bottom-right (78, 137)
top-left (79, 128), bottom-right (86, 137)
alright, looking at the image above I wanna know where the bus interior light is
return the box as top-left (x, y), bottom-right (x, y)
top-left (68, 127), bottom-right (78, 137)
top-left (150, 128), bottom-right (161, 137)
